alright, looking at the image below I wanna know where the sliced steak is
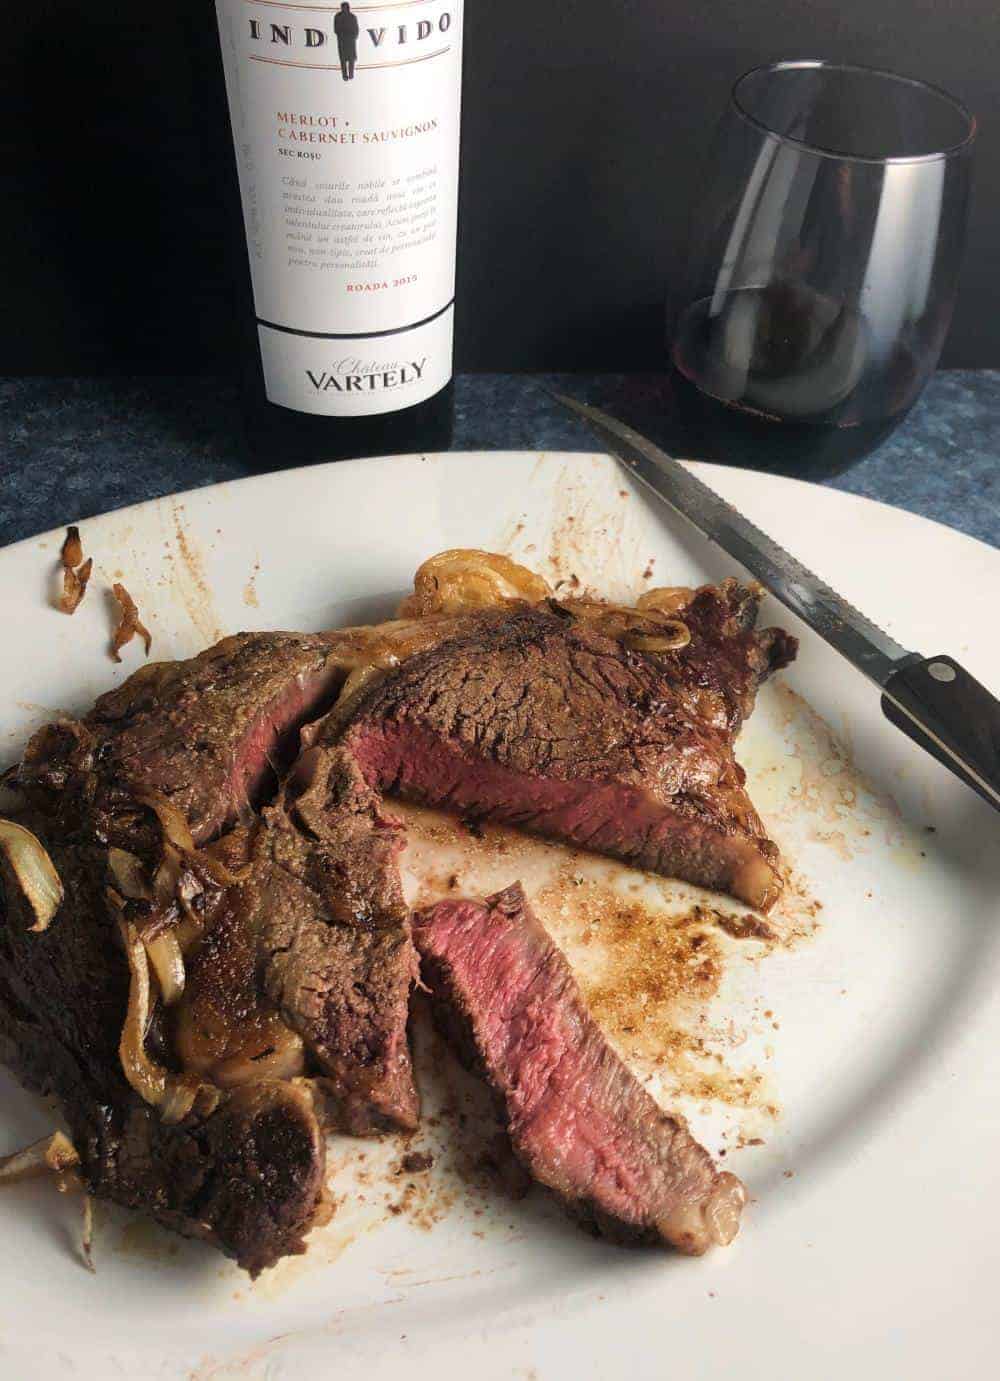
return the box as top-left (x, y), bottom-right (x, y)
top-left (19, 622), bottom-right (475, 844)
top-left (240, 737), bottom-right (420, 1135)
top-left (2, 631), bottom-right (421, 1272)
top-left (346, 582), bottom-right (796, 909)
top-left (413, 884), bottom-right (745, 1253)
top-left (68, 632), bottom-right (347, 842)
top-left (0, 824), bottom-right (328, 1274)
top-left (0, 579), bottom-right (793, 1272)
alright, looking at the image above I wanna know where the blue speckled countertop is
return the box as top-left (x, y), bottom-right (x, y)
top-left (1, 371), bottom-right (998, 550)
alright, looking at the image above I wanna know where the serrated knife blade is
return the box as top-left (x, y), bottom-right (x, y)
top-left (548, 390), bottom-right (1000, 813)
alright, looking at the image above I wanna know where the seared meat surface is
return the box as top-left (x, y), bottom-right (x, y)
top-left (414, 884), bottom-right (745, 1252)
top-left (346, 582), bottom-right (795, 909)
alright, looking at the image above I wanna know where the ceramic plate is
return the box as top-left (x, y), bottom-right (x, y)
top-left (0, 452), bottom-right (997, 1380)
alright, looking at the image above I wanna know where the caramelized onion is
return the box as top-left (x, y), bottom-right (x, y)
top-left (60, 526), bottom-right (84, 570)
top-left (0, 1131), bottom-right (96, 1270)
top-left (117, 918), bottom-right (167, 1107)
top-left (117, 916), bottom-right (201, 1123)
top-left (136, 791), bottom-right (250, 889)
top-left (145, 930), bottom-right (186, 1006)
top-left (0, 818), bottom-right (64, 931)
top-left (135, 791), bottom-right (195, 852)
top-left (398, 549), bottom-right (552, 617)
top-left (156, 1082), bottom-right (199, 1126)
top-left (60, 557), bottom-right (93, 616)
top-left (80, 1193), bottom-right (95, 1272)
top-left (110, 582), bottom-right (152, 662)
top-left (622, 621), bottom-right (691, 653)
top-left (188, 851), bottom-right (251, 888)
top-left (562, 598), bottom-right (691, 652)
top-left (0, 1131), bottom-right (80, 1184)
top-left (338, 663), bottom-right (384, 704)
top-left (637, 586), bottom-right (695, 616)
top-left (107, 846), bottom-right (152, 901)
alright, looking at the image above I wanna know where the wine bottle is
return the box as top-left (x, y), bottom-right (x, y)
top-left (213, 0), bottom-right (464, 463)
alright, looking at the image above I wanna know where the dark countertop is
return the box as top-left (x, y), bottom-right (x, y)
top-left (1, 371), bottom-right (998, 550)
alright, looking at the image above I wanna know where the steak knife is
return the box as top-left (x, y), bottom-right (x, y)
top-left (549, 391), bottom-right (1000, 814)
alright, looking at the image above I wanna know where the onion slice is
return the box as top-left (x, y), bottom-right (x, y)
top-left (107, 846), bottom-right (152, 901)
top-left (398, 549), bottom-right (552, 617)
top-left (623, 621), bottom-right (691, 653)
top-left (0, 1132), bottom-right (96, 1271)
top-left (110, 582), bottom-right (152, 662)
top-left (0, 1131), bottom-right (80, 1184)
top-left (60, 526), bottom-right (84, 570)
top-left (136, 791), bottom-right (250, 888)
top-left (145, 930), bottom-right (186, 1007)
top-left (562, 598), bottom-right (691, 652)
top-left (157, 1081), bottom-right (198, 1126)
top-left (80, 1193), bottom-right (95, 1272)
top-left (118, 917), bottom-right (201, 1122)
top-left (117, 919), bottom-right (167, 1107)
top-left (60, 557), bottom-right (94, 616)
top-left (637, 586), bottom-right (695, 616)
top-left (0, 818), bottom-right (64, 931)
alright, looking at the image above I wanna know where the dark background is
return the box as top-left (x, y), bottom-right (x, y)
top-left (1, 1), bottom-right (997, 376)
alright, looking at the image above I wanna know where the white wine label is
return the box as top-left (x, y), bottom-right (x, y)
top-left (215, 0), bottom-right (463, 417)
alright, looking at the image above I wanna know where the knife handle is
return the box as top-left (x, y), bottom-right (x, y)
top-left (881, 655), bottom-right (1000, 811)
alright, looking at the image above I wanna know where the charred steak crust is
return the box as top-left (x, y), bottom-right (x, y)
top-left (0, 825), bottom-right (327, 1274)
top-left (345, 583), bottom-right (796, 909)
top-left (413, 884), bottom-right (746, 1254)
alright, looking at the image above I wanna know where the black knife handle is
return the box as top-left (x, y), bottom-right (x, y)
top-left (881, 655), bottom-right (1000, 811)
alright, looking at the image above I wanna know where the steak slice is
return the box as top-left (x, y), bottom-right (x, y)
top-left (241, 736), bottom-right (420, 1135)
top-left (47, 632), bottom-right (347, 843)
top-left (0, 825), bottom-right (328, 1274)
top-left (346, 582), bottom-right (796, 909)
top-left (413, 884), bottom-right (745, 1253)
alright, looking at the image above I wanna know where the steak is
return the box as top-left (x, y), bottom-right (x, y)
top-left (70, 632), bottom-right (347, 842)
top-left (0, 574), bottom-right (794, 1272)
top-left (346, 581), bottom-right (795, 909)
top-left (0, 820), bottom-right (328, 1274)
top-left (413, 884), bottom-right (745, 1252)
top-left (1, 631), bottom-right (421, 1269)
top-left (242, 733), bottom-right (420, 1135)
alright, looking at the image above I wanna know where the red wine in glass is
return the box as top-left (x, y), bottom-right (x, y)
top-left (669, 62), bottom-right (974, 480)
top-left (671, 283), bottom-right (923, 477)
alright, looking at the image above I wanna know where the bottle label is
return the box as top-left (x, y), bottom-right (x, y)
top-left (215, 0), bottom-right (463, 417)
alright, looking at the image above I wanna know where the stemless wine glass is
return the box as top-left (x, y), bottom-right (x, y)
top-left (669, 60), bottom-right (975, 478)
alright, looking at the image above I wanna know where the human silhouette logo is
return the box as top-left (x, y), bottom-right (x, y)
top-left (335, 2), bottom-right (359, 81)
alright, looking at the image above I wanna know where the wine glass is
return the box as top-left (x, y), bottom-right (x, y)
top-left (669, 60), bottom-right (976, 478)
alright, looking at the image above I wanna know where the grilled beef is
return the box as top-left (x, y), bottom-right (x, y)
top-left (0, 819), bottom-right (328, 1274)
top-left (0, 576), bottom-right (792, 1271)
top-left (413, 884), bottom-right (745, 1252)
top-left (346, 581), bottom-right (795, 909)
top-left (73, 632), bottom-right (347, 842)
top-left (245, 735), bottom-right (420, 1135)
top-left (1, 632), bottom-right (420, 1270)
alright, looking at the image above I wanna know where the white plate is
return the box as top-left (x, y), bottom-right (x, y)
top-left (0, 452), bottom-right (998, 1381)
